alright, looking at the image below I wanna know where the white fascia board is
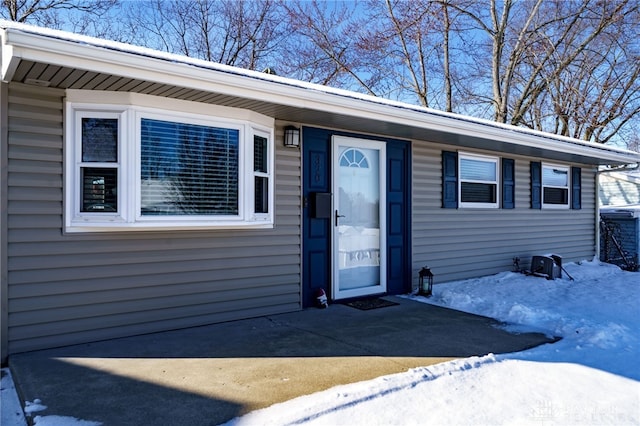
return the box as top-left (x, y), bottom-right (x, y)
top-left (3, 25), bottom-right (640, 165)
top-left (0, 30), bottom-right (20, 83)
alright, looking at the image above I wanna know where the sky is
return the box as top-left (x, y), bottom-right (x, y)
top-left (2, 258), bottom-right (638, 425)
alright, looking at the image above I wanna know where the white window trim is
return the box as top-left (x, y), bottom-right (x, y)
top-left (73, 108), bottom-right (127, 222)
top-left (64, 91), bottom-right (275, 232)
top-left (458, 152), bottom-right (500, 209)
top-left (541, 163), bottom-right (570, 209)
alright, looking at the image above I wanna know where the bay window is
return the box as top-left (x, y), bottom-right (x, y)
top-left (65, 92), bottom-right (274, 232)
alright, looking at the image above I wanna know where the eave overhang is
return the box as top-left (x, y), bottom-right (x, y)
top-left (2, 21), bottom-right (639, 167)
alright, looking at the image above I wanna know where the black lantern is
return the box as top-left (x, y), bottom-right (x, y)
top-left (418, 267), bottom-right (434, 297)
top-left (284, 126), bottom-right (300, 148)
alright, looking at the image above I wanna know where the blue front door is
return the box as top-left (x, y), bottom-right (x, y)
top-left (302, 127), bottom-right (410, 307)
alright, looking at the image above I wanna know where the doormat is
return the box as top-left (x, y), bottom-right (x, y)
top-left (345, 298), bottom-right (399, 311)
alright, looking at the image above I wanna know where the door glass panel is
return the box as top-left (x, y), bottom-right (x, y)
top-left (337, 146), bottom-right (380, 291)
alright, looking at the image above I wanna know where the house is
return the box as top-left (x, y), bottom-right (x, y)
top-left (1, 21), bottom-right (639, 363)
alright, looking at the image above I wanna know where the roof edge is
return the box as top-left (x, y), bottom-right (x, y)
top-left (1, 20), bottom-right (639, 165)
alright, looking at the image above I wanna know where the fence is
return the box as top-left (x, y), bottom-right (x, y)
top-left (600, 212), bottom-right (639, 271)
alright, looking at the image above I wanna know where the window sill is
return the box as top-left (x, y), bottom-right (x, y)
top-left (65, 220), bottom-right (274, 233)
top-left (541, 205), bottom-right (570, 210)
top-left (458, 204), bottom-right (500, 209)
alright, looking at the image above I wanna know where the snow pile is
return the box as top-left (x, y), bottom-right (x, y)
top-left (24, 399), bottom-right (48, 416)
top-left (425, 259), bottom-right (639, 380)
top-left (227, 358), bottom-right (637, 426)
top-left (1, 369), bottom-right (27, 426)
top-left (31, 416), bottom-right (101, 426)
top-left (21, 399), bottom-right (102, 426)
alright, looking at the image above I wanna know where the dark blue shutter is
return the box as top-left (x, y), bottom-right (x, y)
top-left (387, 140), bottom-right (411, 295)
top-left (442, 151), bottom-right (458, 208)
top-left (571, 166), bottom-right (581, 210)
top-left (502, 158), bottom-right (515, 209)
top-left (530, 161), bottom-right (541, 209)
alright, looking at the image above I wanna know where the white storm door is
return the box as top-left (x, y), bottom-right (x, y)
top-left (332, 136), bottom-right (386, 300)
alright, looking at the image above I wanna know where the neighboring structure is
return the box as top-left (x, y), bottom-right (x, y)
top-left (1, 22), bottom-right (639, 362)
top-left (599, 170), bottom-right (640, 206)
top-left (600, 206), bottom-right (640, 271)
top-left (598, 168), bottom-right (640, 270)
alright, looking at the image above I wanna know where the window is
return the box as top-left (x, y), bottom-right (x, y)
top-left (79, 115), bottom-right (120, 213)
top-left (443, 151), bottom-right (515, 209)
top-left (340, 148), bottom-right (370, 168)
top-left (65, 92), bottom-right (274, 231)
top-left (253, 135), bottom-right (269, 214)
top-left (542, 164), bottom-right (569, 208)
top-left (459, 153), bottom-right (499, 208)
top-left (530, 162), bottom-right (581, 210)
top-left (140, 118), bottom-right (240, 216)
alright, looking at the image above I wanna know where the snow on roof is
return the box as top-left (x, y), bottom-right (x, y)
top-left (1, 19), bottom-right (639, 163)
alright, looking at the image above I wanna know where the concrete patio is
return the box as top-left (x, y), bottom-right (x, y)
top-left (8, 296), bottom-right (556, 426)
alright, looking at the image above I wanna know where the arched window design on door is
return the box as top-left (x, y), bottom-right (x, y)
top-left (340, 148), bottom-right (370, 169)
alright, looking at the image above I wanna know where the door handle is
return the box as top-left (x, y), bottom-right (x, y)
top-left (335, 210), bottom-right (345, 226)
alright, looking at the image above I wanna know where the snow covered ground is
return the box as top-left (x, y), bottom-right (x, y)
top-left (2, 258), bottom-right (639, 425)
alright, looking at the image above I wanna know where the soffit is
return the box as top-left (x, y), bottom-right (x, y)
top-left (9, 59), bottom-right (639, 167)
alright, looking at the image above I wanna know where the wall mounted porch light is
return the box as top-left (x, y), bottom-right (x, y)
top-left (284, 126), bottom-right (300, 148)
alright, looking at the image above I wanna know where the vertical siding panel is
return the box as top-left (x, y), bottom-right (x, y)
top-left (412, 141), bottom-right (597, 286)
top-left (6, 84), bottom-right (302, 354)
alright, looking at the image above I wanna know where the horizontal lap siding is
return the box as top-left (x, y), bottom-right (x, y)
top-left (6, 84), bottom-right (302, 354)
top-left (412, 142), bottom-right (596, 285)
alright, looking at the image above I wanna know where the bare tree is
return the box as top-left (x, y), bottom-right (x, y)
top-left (374, 0), bottom-right (438, 107)
top-left (123, 0), bottom-right (288, 71)
top-left (520, 1), bottom-right (640, 145)
top-left (1, 0), bottom-right (118, 33)
top-left (446, 0), bottom-right (639, 145)
top-left (6, 0), bottom-right (637, 147)
top-left (447, 0), bottom-right (549, 123)
top-left (441, 0), bottom-right (452, 112)
top-left (282, 0), bottom-right (466, 109)
top-left (279, 0), bottom-right (377, 92)
top-left (286, 0), bottom-right (639, 146)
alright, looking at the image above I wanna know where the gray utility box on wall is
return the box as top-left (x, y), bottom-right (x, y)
top-left (600, 206), bottom-right (640, 269)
